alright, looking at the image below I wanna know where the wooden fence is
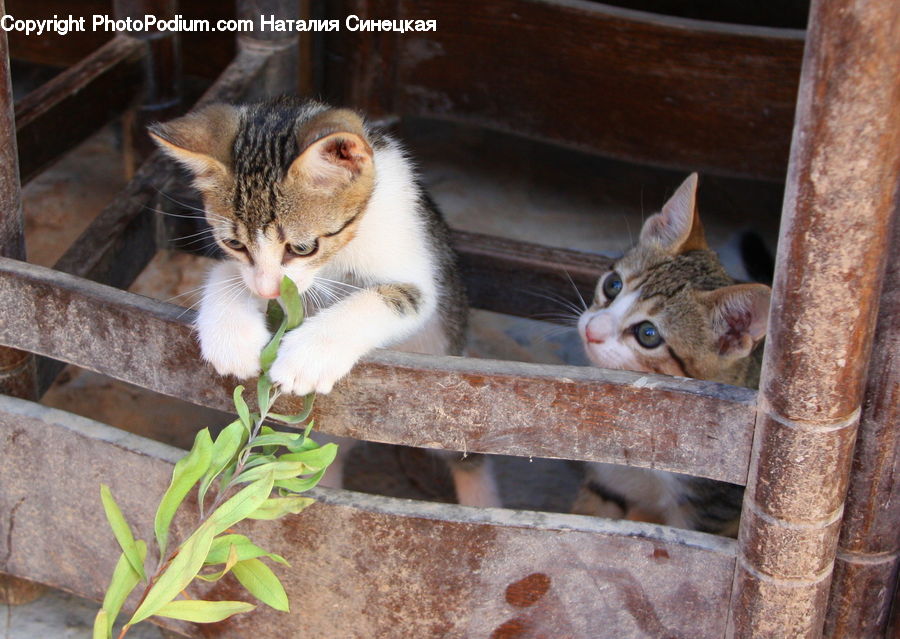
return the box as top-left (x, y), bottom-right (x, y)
top-left (0, 0), bottom-right (897, 636)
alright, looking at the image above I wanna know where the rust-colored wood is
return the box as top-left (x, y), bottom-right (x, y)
top-left (14, 35), bottom-right (145, 184)
top-left (0, 256), bottom-right (758, 483)
top-left (323, 0), bottom-right (803, 180)
top-left (0, 395), bottom-right (738, 638)
top-left (824, 211), bottom-right (900, 636)
top-left (727, 0), bottom-right (900, 635)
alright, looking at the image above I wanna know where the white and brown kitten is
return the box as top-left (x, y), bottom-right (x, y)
top-left (149, 97), bottom-right (500, 507)
top-left (575, 173), bottom-right (771, 535)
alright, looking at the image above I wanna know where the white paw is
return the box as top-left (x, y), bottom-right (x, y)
top-left (269, 325), bottom-right (362, 396)
top-left (197, 313), bottom-right (270, 380)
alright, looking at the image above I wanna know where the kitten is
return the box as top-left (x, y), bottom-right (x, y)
top-left (148, 97), bottom-right (500, 507)
top-left (573, 173), bottom-right (771, 535)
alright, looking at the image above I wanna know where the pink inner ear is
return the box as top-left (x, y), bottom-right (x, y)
top-left (718, 310), bottom-right (752, 355)
top-left (323, 137), bottom-right (367, 175)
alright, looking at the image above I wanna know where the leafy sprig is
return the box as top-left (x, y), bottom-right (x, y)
top-left (93, 276), bottom-right (333, 638)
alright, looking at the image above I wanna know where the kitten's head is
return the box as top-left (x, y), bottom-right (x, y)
top-left (149, 99), bottom-right (376, 298)
top-left (578, 174), bottom-right (771, 384)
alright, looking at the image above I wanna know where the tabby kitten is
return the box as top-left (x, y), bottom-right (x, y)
top-left (574, 174), bottom-right (771, 535)
top-left (149, 97), bottom-right (500, 507)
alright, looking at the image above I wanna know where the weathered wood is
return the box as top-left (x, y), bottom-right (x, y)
top-left (114, 0), bottom-right (182, 163)
top-left (0, 395), bottom-right (738, 638)
top-left (453, 229), bottom-right (610, 319)
top-left (4, 0), bottom-right (234, 80)
top-left (824, 211), bottom-right (900, 636)
top-left (727, 0), bottom-right (900, 635)
top-left (0, 0), bottom-right (36, 400)
top-left (14, 36), bottom-right (145, 184)
top-left (0, 1), bottom-right (42, 604)
top-left (323, 0), bottom-right (803, 180)
top-left (0, 257), bottom-right (757, 483)
top-left (236, 0), bottom-right (300, 98)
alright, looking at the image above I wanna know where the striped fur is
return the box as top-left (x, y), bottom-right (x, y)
top-left (574, 174), bottom-right (771, 535)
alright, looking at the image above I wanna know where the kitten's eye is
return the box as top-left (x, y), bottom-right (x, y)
top-left (287, 239), bottom-right (318, 257)
top-left (633, 321), bottom-right (663, 349)
top-left (602, 271), bottom-right (624, 300)
top-left (223, 238), bottom-right (245, 251)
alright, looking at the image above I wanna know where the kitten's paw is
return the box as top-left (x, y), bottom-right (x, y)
top-left (269, 326), bottom-right (362, 396)
top-left (198, 315), bottom-right (270, 380)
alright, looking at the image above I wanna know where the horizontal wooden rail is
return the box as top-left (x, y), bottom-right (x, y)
top-left (0, 395), bottom-right (737, 638)
top-left (14, 36), bottom-right (145, 184)
top-left (324, 0), bottom-right (804, 180)
top-left (0, 257), bottom-right (756, 483)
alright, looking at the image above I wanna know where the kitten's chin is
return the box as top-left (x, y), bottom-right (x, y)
top-left (581, 340), bottom-right (644, 373)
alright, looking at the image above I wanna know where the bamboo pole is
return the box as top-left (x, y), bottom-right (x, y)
top-left (727, 0), bottom-right (900, 635)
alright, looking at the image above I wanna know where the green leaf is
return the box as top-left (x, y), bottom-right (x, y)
top-left (274, 468), bottom-right (327, 494)
top-left (232, 558), bottom-right (289, 612)
top-left (248, 432), bottom-right (303, 449)
top-left (247, 497), bottom-right (315, 520)
top-left (207, 471), bottom-right (275, 535)
top-left (196, 543), bottom-right (240, 582)
top-left (204, 534), bottom-right (288, 566)
top-left (265, 299), bottom-right (285, 333)
top-left (154, 599), bottom-right (255, 623)
top-left (101, 541), bottom-right (148, 638)
top-left (235, 461), bottom-right (317, 484)
top-left (198, 421), bottom-right (247, 508)
top-left (93, 610), bottom-right (109, 639)
top-left (99, 485), bottom-right (145, 581)
top-left (278, 443), bottom-right (338, 472)
top-left (268, 393), bottom-right (315, 425)
top-left (233, 386), bottom-right (252, 431)
top-left (257, 375), bottom-right (274, 414)
top-left (279, 276), bottom-right (303, 330)
top-left (154, 428), bottom-right (214, 558)
top-left (129, 523), bottom-right (217, 625)
top-left (260, 324), bottom-right (288, 373)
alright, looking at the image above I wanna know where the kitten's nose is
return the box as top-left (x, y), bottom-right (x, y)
top-left (254, 274), bottom-right (281, 299)
top-left (586, 313), bottom-right (615, 344)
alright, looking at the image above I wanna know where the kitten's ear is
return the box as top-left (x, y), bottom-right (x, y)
top-left (639, 173), bottom-right (708, 253)
top-left (148, 104), bottom-right (240, 181)
top-left (288, 109), bottom-right (373, 190)
top-left (701, 283), bottom-right (771, 359)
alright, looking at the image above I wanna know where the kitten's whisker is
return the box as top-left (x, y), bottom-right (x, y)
top-left (521, 288), bottom-right (585, 316)
top-left (562, 271), bottom-right (588, 311)
top-left (163, 276), bottom-right (243, 303)
top-left (313, 276), bottom-right (363, 292)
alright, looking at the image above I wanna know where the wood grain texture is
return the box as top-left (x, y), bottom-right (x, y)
top-left (323, 0), bottom-right (803, 180)
top-left (0, 396), bottom-right (738, 638)
top-left (14, 36), bottom-right (145, 184)
top-left (728, 0), bottom-right (900, 635)
top-left (0, 256), bottom-right (758, 483)
top-left (825, 204), bottom-right (900, 637)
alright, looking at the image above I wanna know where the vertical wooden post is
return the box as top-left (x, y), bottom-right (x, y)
top-left (115, 0), bottom-right (182, 164)
top-left (727, 0), bottom-right (900, 636)
top-left (0, 0), bottom-right (43, 606)
top-left (236, 0), bottom-right (301, 98)
top-left (824, 209), bottom-right (900, 636)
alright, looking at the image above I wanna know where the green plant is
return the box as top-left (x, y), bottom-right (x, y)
top-left (93, 276), bottom-right (335, 639)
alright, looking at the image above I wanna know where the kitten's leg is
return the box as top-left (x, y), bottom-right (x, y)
top-left (196, 261), bottom-right (270, 379)
top-left (442, 453), bottom-right (502, 508)
top-left (270, 283), bottom-right (430, 395)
